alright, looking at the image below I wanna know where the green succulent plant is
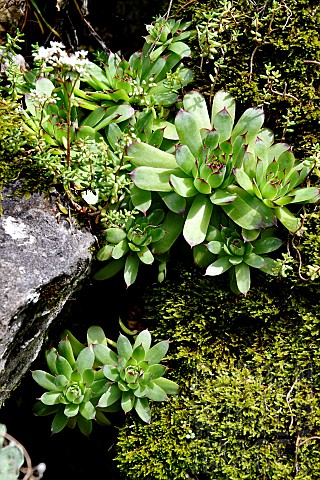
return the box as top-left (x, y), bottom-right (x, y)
top-left (95, 329), bottom-right (179, 424)
top-left (94, 208), bottom-right (167, 287)
top-left (76, 16), bottom-right (193, 113)
top-left (32, 330), bottom-right (110, 436)
top-left (194, 213), bottom-right (283, 294)
top-left (127, 90), bottom-right (319, 252)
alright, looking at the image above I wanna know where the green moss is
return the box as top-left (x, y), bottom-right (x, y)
top-left (170, 0), bottom-right (319, 158)
top-left (115, 262), bottom-right (320, 479)
top-left (0, 96), bottom-right (51, 201)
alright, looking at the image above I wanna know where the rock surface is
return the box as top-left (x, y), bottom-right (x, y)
top-left (0, 183), bottom-right (95, 406)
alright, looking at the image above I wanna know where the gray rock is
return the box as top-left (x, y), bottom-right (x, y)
top-left (0, 183), bottom-right (95, 406)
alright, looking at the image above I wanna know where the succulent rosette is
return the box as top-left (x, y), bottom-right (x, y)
top-left (95, 329), bottom-right (179, 423)
top-left (32, 330), bottom-right (110, 436)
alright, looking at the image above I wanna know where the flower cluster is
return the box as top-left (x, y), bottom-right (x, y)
top-left (33, 41), bottom-right (89, 75)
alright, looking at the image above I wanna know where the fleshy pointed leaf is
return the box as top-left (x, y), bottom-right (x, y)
top-left (146, 382), bottom-right (167, 401)
top-left (145, 340), bottom-right (169, 365)
top-left (87, 326), bottom-right (106, 346)
top-left (133, 330), bottom-right (152, 352)
top-left (127, 142), bottom-right (177, 169)
top-left (235, 262), bottom-right (250, 294)
top-left (131, 166), bottom-right (177, 192)
top-left (153, 377), bottom-right (179, 395)
top-left (93, 344), bottom-right (118, 365)
top-left (222, 185), bottom-right (276, 230)
top-left (98, 384), bottom-right (122, 408)
top-left (134, 397), bottom-right (151, 423)
top-left (32, 370), bottom-right (59, 391)
top-left (182, 91), bottom-right (211, 129)
top-left (205, 257), bottom-right (232, 276)
top-left (74, 346), bottom-right (94, 375)
top-left (121, 391), bottom-right (135, 413)
top-left (93, 257), bottom-right (126, 281)
top-left (175, 109), bottom-right (203, 157)
top-left (51, 407), bottom-right (69, 434)
top-left (183, 195), bottom-right (213, 247)
top-left (124, 253), bottom-right (140, 287)
top-left (117, 334), bottom-right (133, 361)
top-left (170, 175), bottom-right (198, 197)
top-left (253, 237), bottom-right (282, 254)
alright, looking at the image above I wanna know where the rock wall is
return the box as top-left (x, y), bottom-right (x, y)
top-left (0, 183), bottom-right (95, 406)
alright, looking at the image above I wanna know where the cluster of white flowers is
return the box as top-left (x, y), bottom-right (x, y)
top-left (33, 41), bottom-right (89, 75)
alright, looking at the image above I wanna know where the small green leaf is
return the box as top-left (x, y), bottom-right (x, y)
top-left (170, 175), bottom-right (198, 197)
top-left (51, 407), bottom-right (69, 434)
top-left (121, 391), bottom-right (134, 413)
top-left (82, 369), bottom-right (95, 387)
top-left (182, 91), bottom-right (211, 129)
top-left (64, 403), bottom-right (79, 417)
top-left (117, 333), bottom-right (133, 360)
top-left (93, 344), bottom-right (118, 365)
top-left (243, 253), bottom-right (266, 268)
top-left (45, 348), bottom-right (58, 375)
top-left (145, 340), bottom-right (169, 365)
top-left (148, 364), bottom-right (166, 379)
top-left (77, 416), bottom-right (92, 436)
top-left (153, 377), bottom-right (179, 395)
top-left (137, 246), bottom-right (154, 265)
top-left (134, 397), bottom-right (151, 423)
top-left (175, 109), bottom-right (203, 157)
top-left (32, 370), bottom-right (59, 391)
top-left (222, 185), bottom-right (276, 230)
top-left (74, 346), bottom-right (95, 375)
top-left (112, 239), bottom-right (129, 259)
top-left (105, 228), bottom-right (127, 244)
top-left (58, 337), bottom-right (76, 367)
top-left (124, 253), bottom-right (140, 287)
top-left (40, 392), bottom-right (61, 406)
top-left (253, 237), bottom-right (282, 254)
top-left (160, 192), bottom-right (186, 214)
top-left (235, 262), bottom-right (251, 294)
top-left (93, 257), bottom-right (126, 281)
top-left (152, 211), bottom-right (184, 254)
top-left (130, 185), bottom-right (152, 214)
top-left (205, 257), bottom-right (232, 276)
top-left (98, 384), bottom-right (122, 408)
top-left (127, 142), bottom-right (177, 169)
top-left (87, 326), bottom-right (106, 346)
top-left (183, 195), bottom-right (213, 247)
top-left (146, 382), bottom-right (167, 401)
top-left (133, 330), bottom-right (152, 352)
top-left (79, 401), bottom-right (96, 420)
top-left (56, 355), bottom-right (72, 379)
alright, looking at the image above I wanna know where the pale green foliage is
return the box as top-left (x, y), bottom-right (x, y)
top-left (96, 328), bottom-right (179, 424)
top-left (32, 326), bottom-right (177, 432)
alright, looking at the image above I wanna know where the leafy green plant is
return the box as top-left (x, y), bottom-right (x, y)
top-left (128, 89), bottom-right (319, 238)
top-left (95, 328), bottom-right (179, 424)
top-left (32, 330), bottom-right (110, 436)
top-left (94, 208), bottom-right (167, 287)
top-left (196, 214), bottom-right (283, 294)
top-left (32, 325), bottom-right (178, 432)
top-left (77, 16), bottom-right (193, 113)
top-left (124, 88), bottom-right (319, 291)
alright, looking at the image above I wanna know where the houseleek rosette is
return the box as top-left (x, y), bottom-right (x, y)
top-left (94, 208), bottom-right (167, 287)
top-left (32, 332), bottom-right (109, 436)
top-left (95, 329), bottom-right (179, 423)
top-left (200, 219), bottom-right (283, 294)
top-left (127, 90), bottom-right (319, 252)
